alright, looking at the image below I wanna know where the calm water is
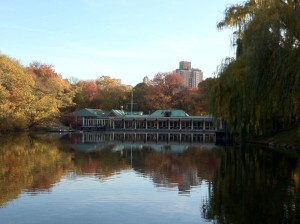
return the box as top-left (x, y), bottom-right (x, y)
top-left (0, 132), bottom-right (299, 224)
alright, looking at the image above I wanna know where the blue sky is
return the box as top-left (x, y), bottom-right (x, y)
top-left (0, 0), bottom-right (241, 86)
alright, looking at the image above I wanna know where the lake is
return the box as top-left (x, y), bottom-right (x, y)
top-left (0, 132), bottom-right (299, 224)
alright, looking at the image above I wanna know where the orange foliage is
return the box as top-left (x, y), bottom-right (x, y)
top-left (78, 81), bottom-right (98, 101)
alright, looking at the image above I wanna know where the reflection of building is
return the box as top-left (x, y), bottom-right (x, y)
top-left (63, 132), bottom-right (217, 152)
top-left (150, 169), bottom-right (200, 193)
top-left (61, 132), bottom-right (218, 194)
top-left (79, 132), bottom-right (216, 146)
top-left (175, 61), bottom-right (203, 88)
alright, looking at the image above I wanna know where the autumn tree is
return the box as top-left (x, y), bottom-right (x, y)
top-left (81, 81), bottom-right (97, 101)
top-left (93, 75), bottom-right (131, 110)
top-left (146, 72), bottom-right (184, 110)
top-left (26, 62), bottom-right (75, 128)
top-left (173, 85), bottom-right (210, 116)
top-left (0, 54), bottom-right (35, 131)
top-left (72, 80), bottom-right (98, 108)
top-left (174, 78), bottom-right (211, 115)
top-left (96, 75), bottom-right (122, 89)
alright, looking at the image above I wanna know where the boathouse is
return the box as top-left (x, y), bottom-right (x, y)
top-left (75, 109), bottom-right (222, 132)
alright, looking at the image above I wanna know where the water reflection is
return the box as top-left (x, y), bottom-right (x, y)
top-left (202, 146), bottom-right (300, 224)
top-left (0, 132), bottom-right (217, 207)
top-left (0, 134), bottom-right (72, 207)
top-left (61, 132), bottom-right (218, 194)
top-left (64, 132), bottom-right (216, 152)
top-left (0, 133), bottom-right (300, 223)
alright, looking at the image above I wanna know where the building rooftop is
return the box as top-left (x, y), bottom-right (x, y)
top-left (73, 108), bottom-right (211, 119)
top-left (108, 110), bottom-right (126, 117)
top-left (150, 110), bottom-right (189, 117)
top-left (73, 108), bottom-right (108, 117)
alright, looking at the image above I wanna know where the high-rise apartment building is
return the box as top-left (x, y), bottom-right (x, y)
top-left (175, 61), bottom-right (203, 88)
top-left (179, 61), bottom-right (191, 70)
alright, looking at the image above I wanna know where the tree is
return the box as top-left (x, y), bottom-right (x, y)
top-left (172, 84), bottom-right (210, 116)
top-left (96, 75), bottom-right (122, 89)
top-left (26, 62), bottom-right (75, 128)
top-left (146, 72), bottom-right (184, 110)
top-left (131, 82), bottom-right (150, 113)
top-left (0, 54), bottom-right (35, 130)
top-left (212, 0), bottom-right (300, 136)
top-left (93, 76), bottom-right (131, 110)
top-left (72, 81), bottom-right (96, 109)
top-left (78, 81), bottom-right (98, 101)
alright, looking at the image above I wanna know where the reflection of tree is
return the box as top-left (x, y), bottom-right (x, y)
top-left (0, 134), bottom-right (73, 207)
top-left (202, 146), bottom-right (300, 224)
top-left (144, 151), bottom-right (198, 192)
top-left (71, 149), bottom-right (130, 178)
top-left (61, 133), bottom-right (221, 193)
top-left (0, 133), bottom-right (220, 206)
top-left (60, 134), bottom-right (131, 178)
top-left (122, 146), bottom-right (219, 193)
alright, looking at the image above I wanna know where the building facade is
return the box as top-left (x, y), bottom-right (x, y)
top-left (74, 108), bottom-right (222, 132)
top-left (175, 61), bottom-right (203, 88)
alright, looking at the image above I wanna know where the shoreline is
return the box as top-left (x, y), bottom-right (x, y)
top-left (244, 127), bottom-right (300, 152)
top-left (245, 139), bottom-right (300, 152)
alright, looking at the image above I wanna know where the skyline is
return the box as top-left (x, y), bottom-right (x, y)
top-left (0, 0), bottom-right (241, 86)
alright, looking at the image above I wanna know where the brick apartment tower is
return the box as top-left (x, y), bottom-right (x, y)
top-left (176, 61), bottom-right (203, 88)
